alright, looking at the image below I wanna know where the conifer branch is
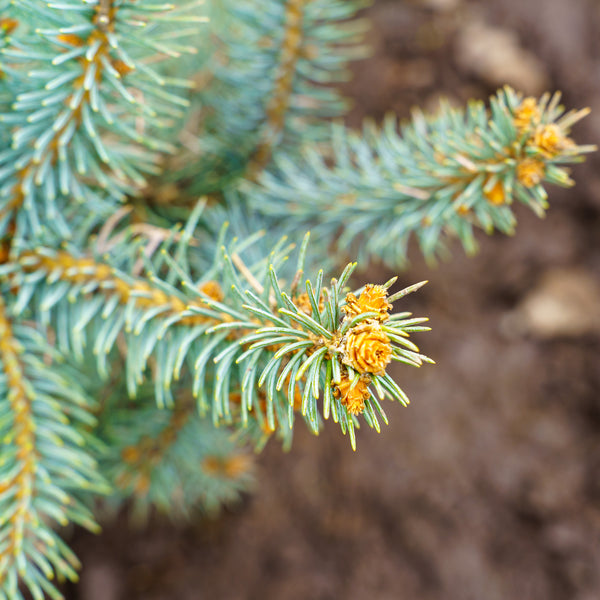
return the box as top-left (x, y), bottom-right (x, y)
top-left (16, 248), bottom-right (221, 328)
top-left (6, 242), bottom-right (229, 406)
top-left (1, 0), bottom-right (595, 595)
top-left (186, 0), bottom-right (369, 193)
top-left (0, 0), bottom-right (203, 243)
top-left (98, 390), bottom-right (254, 519)
top-left (115, 398), bottom-right (196, 497)
top-left (249, 0), bottom-right (306, 174)
top-left (247, 87), bottom-right (596, 266)
top-left (0, 297), bottom-right (38, 592)
top-left (3, 228), bottom-right (432, 449)
top-left (0, 296), bottom-right (107, 600)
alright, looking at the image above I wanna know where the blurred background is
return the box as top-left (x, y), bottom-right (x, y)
top-left (66, 0), bottom-right (600, 598)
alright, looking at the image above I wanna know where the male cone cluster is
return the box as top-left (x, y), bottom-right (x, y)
top-left (333, 285), bottom-right (394, 415)
top-left (513, 96), bottom-right (577, 189)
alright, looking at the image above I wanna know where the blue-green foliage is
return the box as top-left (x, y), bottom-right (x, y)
top-left (97, 384), bottom-right (254, 520)
top-left (7, 207), bottom-right (431, 450)
top-left (0, 0), bottom-right (594, 597)
top-left (245, 88), bottom-right (590, 266)
top-left (0, 0), bottom-right (203, 245)
top-left (0, 7), bottom-right (15, 157)
top-left (181, 0), bottom-right (369, 193)
top-left (0, 320), bottom-right (108, 600)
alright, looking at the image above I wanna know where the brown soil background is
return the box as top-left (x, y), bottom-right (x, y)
top-left (65, 1), bottom-right (600, 598)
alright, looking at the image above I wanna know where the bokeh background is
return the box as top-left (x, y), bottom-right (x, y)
top-left (66, 0), bottom-right (600, 598)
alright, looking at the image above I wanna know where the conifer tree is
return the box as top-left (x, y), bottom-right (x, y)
top-left (0, 1), bottom-right (594, 597)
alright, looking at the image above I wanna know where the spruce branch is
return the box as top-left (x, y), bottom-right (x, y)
top-left (2, 223), bottom-right (432, 450)
top-left (247, 0), bottom-right (369, 175)
top-left (182, 0), bottom-right (369, 194)
top-left (1, 0), bottom-right (594, 594)
top-left (184, 237), bottom-right (432, 450)
top-left (246, 87), bottom-right (596, 266)
top-left (0, 297), bottom-right (108, 600)
top-left (97, 388), bottom-right (254, 520)
top-left (0, 0), bottom-right (204, 244)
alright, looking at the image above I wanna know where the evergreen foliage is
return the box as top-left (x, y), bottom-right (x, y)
top-left (0, 1), bottom-right (593, 597)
